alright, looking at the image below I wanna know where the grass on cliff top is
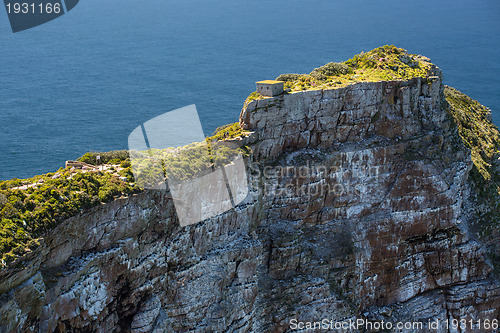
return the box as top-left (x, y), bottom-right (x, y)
top-left (131, 141), bottom-right (247, 188)
top-left (208, 122), bottom-right (246, 141)
top-left (132, 123), bottom-right (248, 186)
top-left (77, 150), bottom-right (130, 166)
top-left (245, 45), bottom-right (434, 103)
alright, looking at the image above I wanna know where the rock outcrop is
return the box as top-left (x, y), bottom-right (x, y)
top-left (1, 65), bottom-right (500, 332)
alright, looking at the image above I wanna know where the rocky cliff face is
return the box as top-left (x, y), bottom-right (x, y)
top-left (1, 67), bottom-right (500, 332)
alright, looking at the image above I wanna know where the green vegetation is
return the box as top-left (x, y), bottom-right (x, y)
top-left (445, 86), bottom-right (500, 196)
top-left (209, 122), bottom-right (246, 141)
top-left (247, 45), bottom-right (434, 99)
top-left (130, 143), bottom-right (212, 186)
top-left (309, 62), bottom-right (353, 81)
top-left (275, 73), bottom-right (304, 82)
top-left (131, 140), bottom-right (248, 186)
top-left (78, 150), bottom-right (130, 165)
top-left (0, 169), bottom-right (140, 265)
top-left (244, 91), bottom-right (265, 104)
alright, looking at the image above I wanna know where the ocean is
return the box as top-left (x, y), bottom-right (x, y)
top-left (0, 0), bottom-right (499, 180)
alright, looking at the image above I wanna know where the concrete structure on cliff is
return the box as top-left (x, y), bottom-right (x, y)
top-left (256, 80), bottom-right (284, 97)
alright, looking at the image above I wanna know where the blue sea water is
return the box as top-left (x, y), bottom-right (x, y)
top-left (0, 0), bottom-right (499, 180)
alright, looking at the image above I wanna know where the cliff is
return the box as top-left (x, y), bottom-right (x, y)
top-left (1, 48), bottom-right (500, 332)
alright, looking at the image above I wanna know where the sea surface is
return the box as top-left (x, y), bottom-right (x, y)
top-left (0, 0), bottom-right (499, 180)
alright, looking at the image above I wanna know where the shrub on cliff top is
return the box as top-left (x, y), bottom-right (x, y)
top-left (0, 169), bottom-right (140, 266)
top-left (244, 91), bottom-right (265, 105)
top-left (345, 45), bottom-right (403, 69)
top-left (78, 150), bottom-right (130, 165)
top-left (210, 122), bottom-right (245, 141)
top-left (309, 62), bottom-right (352, 81)
top-left (276, 73), bottom-right (305, 82)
